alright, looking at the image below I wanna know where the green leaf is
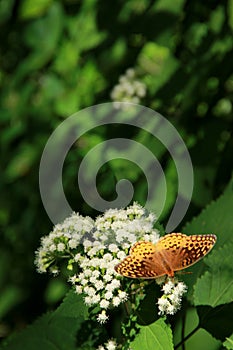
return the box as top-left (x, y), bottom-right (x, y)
top-left (19, 0), bottom-right (54, 19)
top-left (193, 241), bottom-right (233, 307)
top-left (209, 5), bottom-right (225, 33)
top-left (173, 307), bottom-right (222, 350)
top-left (0, 286), bottom-right (24, 319)
top-left (197, 303), bottom-right (233, 341)
top-left (191, 165), bottom-right (216, 207)
top-left (184, 178), bottom-right (233, 246)
top-left (1, 291), bottom-right (88, 350)
top-left (224, 334), bottom-right (233, 349)
top-left (181, 178), bottom-right (233, 299)
top-left (228, 0), bottom-right (233, 30)
top-left (137, 283), bottom-right (160, 325)
top-left (23, 3), bottom-right (63, 51)
top-left (55, 290), bottom-right (88, 319)
top-left (67, 12), bottom-right (106, 52)
top-left (1, 313), bottom-right (76, 350)
top-left (17, 3), bottom-right (63, 75)
top-left (44, 278), bottom-right (68, 305)
top-left (138, 42), bottom-right (179, 94)
top-left (5, 144), bottom-right (37, 180)
top-left (130, 318), bottom-right (173, 350)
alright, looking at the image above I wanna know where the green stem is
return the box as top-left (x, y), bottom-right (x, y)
top-left (124, 300), bottom-right (132, 316)
top-left (181, 312), bottom-right (186, 350)
top-left (174, 325), bottom-right (200, 349)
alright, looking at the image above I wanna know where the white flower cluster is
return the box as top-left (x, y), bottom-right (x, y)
top-left (35, 213), bottom-right (95, 274)
top-left (110, 68), bottom-right (146, 107)
top-left (35, 203), bottom-right (159, 324)
top-left (157, 279), bottom-right (187, 316)
top-left (97, 339), bottom-right (118, 350)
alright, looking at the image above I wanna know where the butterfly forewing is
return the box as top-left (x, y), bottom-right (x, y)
top-left (155, 233), bottom-right (191, 251)
top-left (129, 241), bottom-right (155, 256)
top-left (177, 233), bottom-right (217, 270)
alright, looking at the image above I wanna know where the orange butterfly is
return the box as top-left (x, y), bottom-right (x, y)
top-left (114, 233), bottom-right (217, 279)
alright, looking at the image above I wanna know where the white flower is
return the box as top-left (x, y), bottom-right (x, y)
top-left (83, 268), bottom-right (93, 277)
top-left (84, 296), bottom-right (92, 306)
top-left (104, 291), bottom-right (113, 300)
top-left (112, 296), bottom-right (121, 307)
top-left (107, 279), bottom-right (121, 290)
top-left (80, 278), bottom-right (88, 286)
top-left (118, 290), bottom-right (128, 302)
top-left (75, 285), bottom-right (83, 294)
top-left (122, 242), bottom-right (130, 250)
top-left (167, 303), bottom-right (177, 315)
top-left (74, 253), bottom-right (82, 262)
top-left (105, 339), bottom-right (117, 350)
top-left (87, 257), bottom-right (100, 268)
top-left (91, 294), bottom-right (100, 304)
top-left (157, 279), bottom-right (187, 316)
top-left (83, 286), bottom-right (95, 296)
top-left (149, 230), bottom-right (160, 243)
top-left (100, 299), bottom-right (110, 309)
top-left (117, 251), bottom-right (126, 260)
top-left (98, 339), bottom-right (118, 350)
top-left (85, 294), bottom-right (100, 306)
top-left (115, 231), bottom-right (124, 243)
top-left (169, 293), bottom-right (181, 304)
top-left (89, 276), bottom-right (98, 284)
top-left (110, 68), bottom-right (147, 107)
top-left (97, 310), bottom-right (109, 324)
top-left (158, 297), bottom-right (170, 315)
top-left (83, 239), bottom-right (93, 249)
top-left (92, 270), bottom-right (100, 278)
top-left (77, 272), bottom-right (85, 280)
top-left (125, 68), bottom-right (135, 78)
top-left (108, 244), bottom-right (119, 253)
top-left (49, 244), bottom-right (56, 252)
top-left (69, 275), bottom-right (77, 284)
top-left (103, 253), bottom-right (113, 262)
top-left (68, 239), bottom-right (78, 249)
top-left (175, 282), bottom-right (187, 294)
top-left (57, 242), bottom-right (66, 251)
top-left (127, 233), bottom-right (137, 244)
top-left (162, 280), bottom-right (174, 294)
top-left (103, 273), bottom-right (113, 282)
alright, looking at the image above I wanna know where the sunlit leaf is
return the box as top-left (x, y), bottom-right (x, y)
top-left (194, 241), bottom-right (233, 307)
top-left (130, 318), bottom-right (173, 350)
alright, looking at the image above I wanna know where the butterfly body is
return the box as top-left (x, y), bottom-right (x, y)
top-left (114, 233), bottom-right (217, 279)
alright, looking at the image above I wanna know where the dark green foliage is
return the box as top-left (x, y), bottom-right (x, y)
top-left (0, 291), bottom-right (88, 350)
top-left (0, 0), bottom-right (232, 349)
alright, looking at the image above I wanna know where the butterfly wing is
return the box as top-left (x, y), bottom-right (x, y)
top-left (114, 241), bottom-right (167, 278)
top-left (155, 233), bottom-right (217, 272)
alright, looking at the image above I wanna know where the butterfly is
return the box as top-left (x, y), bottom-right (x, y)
top-left (114, 233), bottom-right (217, 279)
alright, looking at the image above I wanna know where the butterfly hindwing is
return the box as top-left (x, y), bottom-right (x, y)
top-left (115, 241), bottom-right (165, 278)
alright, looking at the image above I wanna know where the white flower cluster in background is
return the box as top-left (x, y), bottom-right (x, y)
top-left (157, 279), bottom-right (187, 316)
top-left (97, 339), bottom-right (118, 350)
top-left (35, 203), bottom-right (159, 324)
top-left (110, 68), bottom-right (146, 107)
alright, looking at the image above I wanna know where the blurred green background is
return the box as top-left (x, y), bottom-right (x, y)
top-left (0, 0), bottom-right (232, 344)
